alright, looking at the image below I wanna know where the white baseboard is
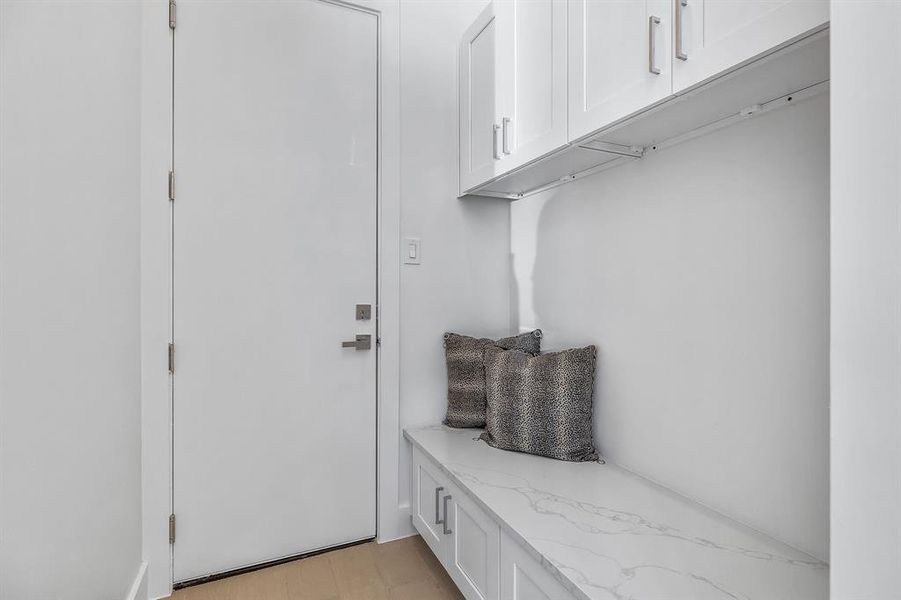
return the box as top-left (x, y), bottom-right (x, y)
top-left (125, 562), bottom-right (148, 600)
top-left (378, 503), bottom-right (416, 543)
top-left (378, 529), bottom-right (417, 544)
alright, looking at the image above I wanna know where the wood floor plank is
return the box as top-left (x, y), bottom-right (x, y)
top-left (372, 536), bottom-right (434, 588)
top-left (225, 567), bottom-right (290, 600)
top-left (283, 553), bottom-right (340, 600)
top-left (170, 536), bottom-right (461, 600)
top-left (328, 543), bottom-right (385, 596)
top-left (387, 579), bottom-right (461, 600)
top-left (336, 581), bottom-right (390, 600)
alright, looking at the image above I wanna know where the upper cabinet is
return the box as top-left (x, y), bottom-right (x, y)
top-left (459, 0), bottom-right (829, 197)
top-left (495, 0), bottom-right (568, 172)
top-left (460, 0), bottom-right (567, 194)
top-left (672, 0), bottom-right (829, 92)
top-left (568, 0), bottom-right (674, 143)
top-left (459, 4), bottom-right (500, 194)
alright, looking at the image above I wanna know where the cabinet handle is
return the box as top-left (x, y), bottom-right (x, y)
top-left (675, 0), bottom-right (688, 61)
top-left (442, 495), bottom-right (453, 535)
top-left (648, 16), bottom-right (661, 75)
top-left (493, 124), bottom-right (502, 159)
top-left (502, 117), bottom-right (512, 155)
top-left (434, 486), bottom-right (445, 525)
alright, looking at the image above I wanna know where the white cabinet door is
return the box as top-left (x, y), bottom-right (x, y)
top-left (412, 448), bottom-right (450, 561)
top-left (460, 3), bottom-right (501, 194)
top-left (568, 0), bottom-right (674, 142)
top-left (500, 532), bottom-right (577, 600)
top-left (494, 0), bottom-right (568, 174)
top-left (672, 0), bottom-right (829, 92)
top-left (445, 482), bottom-right (500, 600)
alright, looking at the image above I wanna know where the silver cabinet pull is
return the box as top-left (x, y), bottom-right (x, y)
top-left (648, 16), bottom-right (661, 75)
top-left (493, 124), bottom-right (502, 159)
top-left (442, 495), bottom-right (453, 535)
top-left (675, 0), bottom-right (688, 61)
top-left (341, 334), bottom-right (371, 350)
top-left (434, 486), bottom-right (445, 525)
top-left (502, 117), bottom-right (512, 155)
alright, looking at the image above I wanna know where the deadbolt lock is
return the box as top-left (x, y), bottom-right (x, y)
top-left (356, 304), bottom-right (372, 320)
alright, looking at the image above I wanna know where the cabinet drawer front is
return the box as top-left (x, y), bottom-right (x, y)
top-left (412, 448), bottom-right (448, 559)
top-left (501, 532), bottom-right (577, 600)
top-left (447, 483), bottom-right (500, 600)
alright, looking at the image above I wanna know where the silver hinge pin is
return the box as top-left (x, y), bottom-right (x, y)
top-left (169, 0), bottom-right (176, 30)
top-left (168, 514), bottom-right (176, 544)
top-left (168, 171), bottom-right (175, 202)
top-left (168, 343), bottom-right (175, 374)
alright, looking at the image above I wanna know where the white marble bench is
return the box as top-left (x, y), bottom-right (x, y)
top-left (405, 426), bottom-right (827, 600)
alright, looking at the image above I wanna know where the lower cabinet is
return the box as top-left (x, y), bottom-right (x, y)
top-left (412, 448), bottom-right (576, 600)
top-left (412, 447), bottom-right (449, 559)
top-left (412, 447), bottom-right (499, 600)
top-left (445, 486), bottom-right (500, 600)
top-left (500, 531), bottom-right (576, 600)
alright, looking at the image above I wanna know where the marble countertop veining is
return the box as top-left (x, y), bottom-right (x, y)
top-left (404, 426), bottom-right (827, 600)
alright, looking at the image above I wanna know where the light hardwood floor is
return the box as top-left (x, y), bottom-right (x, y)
top-left (171, 536), bottom-right (464, 600)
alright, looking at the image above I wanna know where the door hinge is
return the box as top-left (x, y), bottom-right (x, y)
top-left (169, 0), bottom-right (176, 30)
top-left (168, 171), bottom-right (175, 202)
top-left (168, 513), bottom-right (176, 544)
top-left (168, 343), bottom-right (175, 374)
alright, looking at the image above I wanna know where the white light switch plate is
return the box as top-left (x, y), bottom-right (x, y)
top-left (403, 237), bottom-right (421, 265)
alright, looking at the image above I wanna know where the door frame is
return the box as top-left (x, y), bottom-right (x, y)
top-left (139, 1), bottom-right (404, 597)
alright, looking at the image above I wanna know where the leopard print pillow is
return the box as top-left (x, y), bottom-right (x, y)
top-left (480, 345), bottom-right (599, 462)
top-left (443, 330), bottom-right (542, 428)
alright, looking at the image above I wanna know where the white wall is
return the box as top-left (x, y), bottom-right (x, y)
top-left (511, 94), bottom-right (830, 560)
top-left (0, 2), bottom-right (144, 599)
top-left (830, 1), bottom-right (901, 597)
top-left (396, 0), bottom-right (512, 513)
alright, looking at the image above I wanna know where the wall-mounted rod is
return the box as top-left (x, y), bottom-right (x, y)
top-left (496, 79), bottom-right (828, 201)
top-left (643, 79), bottom-right (828, 157)
top-left (577, 141), bottom-right (645, 159)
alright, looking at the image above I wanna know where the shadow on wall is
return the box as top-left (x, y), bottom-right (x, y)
top-left (511, 92), bottom-right (829, 561)
top-left (530, 188), bottom-right (597, 348)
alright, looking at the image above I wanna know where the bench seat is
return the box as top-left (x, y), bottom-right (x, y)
top-left (405, 425), bottom-right (827, 600)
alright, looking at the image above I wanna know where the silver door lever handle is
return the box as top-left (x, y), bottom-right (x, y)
top-left (341, 334), bottom-right (372, 350)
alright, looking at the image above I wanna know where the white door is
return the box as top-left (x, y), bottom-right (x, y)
top-left (172, 0), bottom-right (378, 582)
top-left (568, 0), bottom-right (674, 142)
top-left (671, 0), bottom-right (829, 93)
top-left (445, 483), bottom-right (500, 600)
top-left (459, 3), bottom-right (501, 194)
top-left (494, 0), bottom-right (568, 174)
